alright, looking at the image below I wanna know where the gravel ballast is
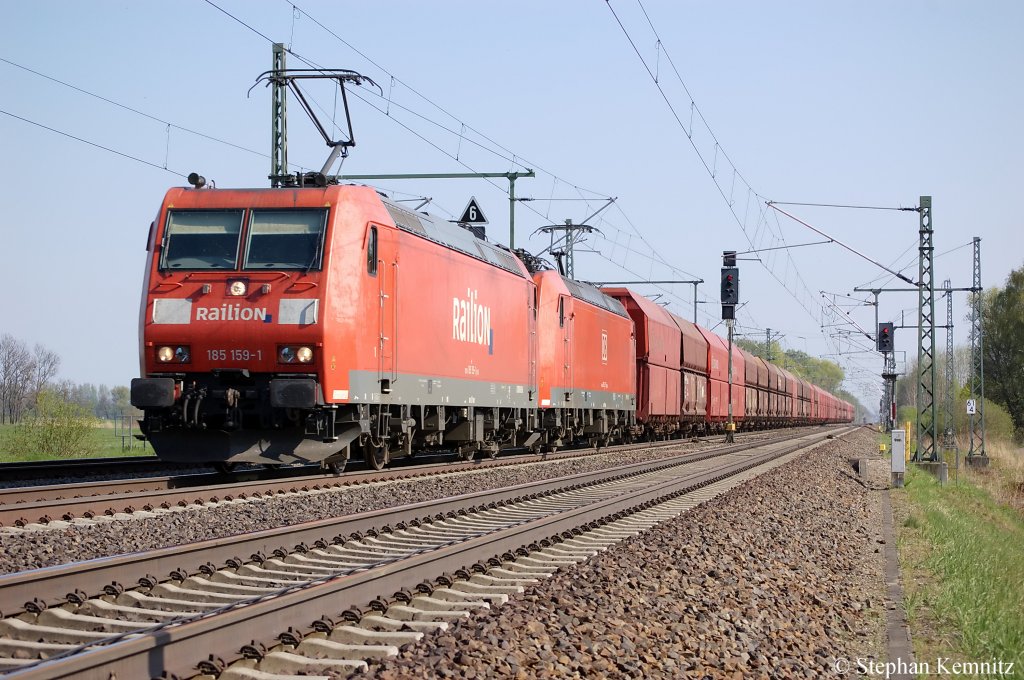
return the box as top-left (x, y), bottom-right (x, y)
top-left (358, 427), bottom-right (886, 679)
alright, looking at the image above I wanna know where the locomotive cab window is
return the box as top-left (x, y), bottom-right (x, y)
top-left (160, 210), bottom-right (243, 269)
top-left (244, 209), bottom-right (328, 270)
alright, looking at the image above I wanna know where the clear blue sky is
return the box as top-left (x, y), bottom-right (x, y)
top-left (2, 1), bottom-right (1021, 412)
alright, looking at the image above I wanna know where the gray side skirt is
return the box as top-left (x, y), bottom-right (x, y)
top-left (343, 370), bottom-right (537, 410)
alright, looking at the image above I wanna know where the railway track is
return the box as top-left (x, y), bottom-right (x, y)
top-left (0, 426), bottom-right (850, 678)
top-left (0, 456), bottom-right (195, 486)
top-left (0, 429), bottom-right (799, 529)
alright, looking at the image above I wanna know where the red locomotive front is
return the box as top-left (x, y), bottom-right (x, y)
top-left (132, 186), bottom-right (344, 465)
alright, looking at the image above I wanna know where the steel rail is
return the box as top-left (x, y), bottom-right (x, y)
top-left (6, 428), bottom-right (848, 679)
top-left (0, 465), bottom-right (326, 515)
top-left (0, 430), bottom-right (796, 616)
top-left (0, 456), bottom-right (189, 482)
top-left (0, 428), bottom-right (793, 527)
top-left (0, 423), bottom-right (786, 502)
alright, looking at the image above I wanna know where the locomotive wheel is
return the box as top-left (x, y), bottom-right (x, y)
top-left (364, 445), bottom-right (387, 471)
top-left (486, 446), bottom-right (498, 460)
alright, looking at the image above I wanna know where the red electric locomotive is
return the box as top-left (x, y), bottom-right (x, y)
top-left (533, 271), bottom-right (636, 449)
top-left (131, 184), bottom-right (540, 470)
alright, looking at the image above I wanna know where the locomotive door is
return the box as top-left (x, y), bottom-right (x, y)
top-left (528, 285), bottom-right (538, 401)
top-left (560, 295), bottom-right (573, 403)
top-left (376, 227), bottom-right (398, 393)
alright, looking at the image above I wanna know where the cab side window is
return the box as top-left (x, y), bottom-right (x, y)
top-left (367, 226), bottom-right (378, 276)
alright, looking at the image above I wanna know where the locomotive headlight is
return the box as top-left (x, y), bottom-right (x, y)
top-left (155, 348), bottom-right (190, 364)
top-left (229, 280), bottom-right (247, 296)
top-left (278, 345), bottom-right (314, 364)
top-left (157, 345), bottom-right (190, 363)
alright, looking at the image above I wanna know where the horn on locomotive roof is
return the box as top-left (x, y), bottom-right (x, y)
top-left (250, 43), bottom-right (381, 188)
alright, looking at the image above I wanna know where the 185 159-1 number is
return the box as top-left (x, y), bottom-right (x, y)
top-left (207, 349), bottom-right (263, 361)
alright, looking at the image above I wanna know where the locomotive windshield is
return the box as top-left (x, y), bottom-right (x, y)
top-left (160, 210), bottom-right (244, 269)
top-left (243, 209), bottom-right (328, 270)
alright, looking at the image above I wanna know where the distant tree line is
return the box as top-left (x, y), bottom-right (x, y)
top-left (0, 333), bottom-right (136, 424)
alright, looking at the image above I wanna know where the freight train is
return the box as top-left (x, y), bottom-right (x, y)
top-left (130, 182), bottom-right (852, 471)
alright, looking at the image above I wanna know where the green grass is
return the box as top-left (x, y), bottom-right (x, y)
top-left (896, 465), bottom-right (1024, 672)
top-left (0, 423), bottom-right (153, 462)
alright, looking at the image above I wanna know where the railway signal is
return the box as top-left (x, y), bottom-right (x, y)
top-left (721, 267), bottom-right (739, 308)
top-left (721, 250), bottom-right (739, 321)
top-left (721, 268), bottom-right (739, 304)
top-left (877, 322), bottom-right (894, 352)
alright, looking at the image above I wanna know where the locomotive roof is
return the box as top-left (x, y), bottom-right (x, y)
top-left (560, 276), bottom-right (629, 319)
top-left (380, 198), bottom-right (527, 277)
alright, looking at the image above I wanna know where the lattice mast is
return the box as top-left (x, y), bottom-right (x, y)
top-left (941, 279), bottom-right (957, 453)
top-left (968, 237), bottom-right (987, 459)
top-left (914, 196), bottom-right (937, 461)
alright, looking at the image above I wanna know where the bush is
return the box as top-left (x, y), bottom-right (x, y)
top-left (896, 406), bottom-right (917, 431)
top-left (953, 397), bottom-right (1016, 442)
top-left (7, 391), bottom-right (99, 457)
top-left (895, 399), bottom-right (1014, 444)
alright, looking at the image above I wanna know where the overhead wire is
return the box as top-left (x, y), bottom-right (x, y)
top-left (286, 2), bottom-right (565, 185)
top-left (855, 238), bottom-right (919, 289)
top-left (607, 1), bottom-right (836, 361)
top-left (203, 0), bottom-right (277, 44)
top-left (768, 201), bottom-right (916, 211)
top-left (0, 108), bottom-right (188, 177)
top-left (203, 2), bottom-right (782, 351)
top-left (0, 56), bottom-right (268, 160)
top-left (283, 1), bottom-right (729, 316)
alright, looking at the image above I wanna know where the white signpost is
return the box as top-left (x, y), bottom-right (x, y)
top-left (966, 399), bottom-right (977, 415)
